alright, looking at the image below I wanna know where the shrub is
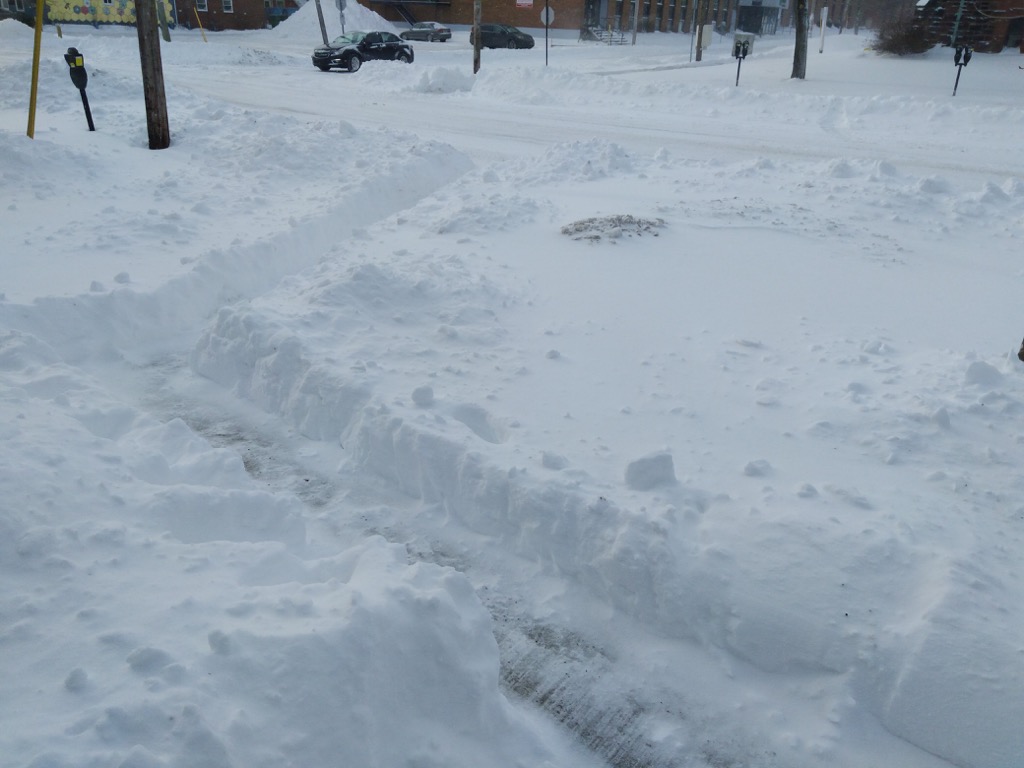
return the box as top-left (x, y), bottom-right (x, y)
top-left (872, 14), bottom-right (934, 54)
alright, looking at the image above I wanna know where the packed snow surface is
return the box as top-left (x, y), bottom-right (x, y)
top-left (2, 4), bottom-right (1024, 768)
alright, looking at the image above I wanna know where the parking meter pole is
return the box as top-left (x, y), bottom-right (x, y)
top-left (732, 38), bottom-right (749, 86)
top-left (64, 48), bottom-right (95, 131)
top-left (80, 90), bottom-right (96, 131)
top-left (952, 45), bottom-right (971, 96)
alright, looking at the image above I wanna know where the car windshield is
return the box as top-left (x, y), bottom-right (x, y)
top-left (329, 32), bottom-right (365, 46)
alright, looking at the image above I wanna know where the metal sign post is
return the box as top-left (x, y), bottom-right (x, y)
top-left (27, 0), bottom-right (46, 138)
top-left (541, 3), bottom-right (554, 66)
top-left (473, 0), bottom-right (481, 73)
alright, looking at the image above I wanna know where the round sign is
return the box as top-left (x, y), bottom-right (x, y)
top-left (540, 6), bottom-right (554, 25)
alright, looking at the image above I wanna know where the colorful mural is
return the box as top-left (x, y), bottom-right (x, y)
top-left (46, 0), bottom-right (175, 24)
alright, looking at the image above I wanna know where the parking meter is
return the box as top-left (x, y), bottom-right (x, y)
top-left (952, 45), bottom-right (972, 96)
top-left (732, 38), bottom-right (750, 87)
top-left (64, 47), bottom-right (95, 131)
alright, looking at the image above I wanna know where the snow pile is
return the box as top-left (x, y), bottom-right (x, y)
top-left (0, 330), bottom-right (587, 768)
top-left (270, 0), bottom-right (398, 41)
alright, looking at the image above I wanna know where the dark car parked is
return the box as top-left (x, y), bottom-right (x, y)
top-left (470, 24), bottom-right (535, 49)
top-left (312, 31), bottom-right (414, 73)
top-left (400, 22), bottom-right (452, 42)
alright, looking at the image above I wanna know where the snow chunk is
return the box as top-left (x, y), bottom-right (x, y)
top-left (624, 451), bottom-right (677, 491)
top-left (412, 385), bottom-right (435, 407)
top-left (964, 360), bottom-right (1002, 388)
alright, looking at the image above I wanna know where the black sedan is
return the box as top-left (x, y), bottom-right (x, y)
top-left (400, 21), bottom-right (452, 42)
top-left (312, 31), bottom-right (414, 73)
top-left (470, 23), bottom-right (535, 49)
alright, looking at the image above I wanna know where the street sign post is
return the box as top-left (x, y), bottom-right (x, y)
top-left (541, 3), bottom-right (553, 66)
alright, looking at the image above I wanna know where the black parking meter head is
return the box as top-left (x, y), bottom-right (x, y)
top-left (963, 46), bottom-right (972, 64)
top-left (954, 45), bottom-right (963, 65)
top-left (733, 40), bottom-right (742, 58)
top-left (741, 41), bottom-right (749, 58)
top-left (64, 47), bottom-right (88, 90)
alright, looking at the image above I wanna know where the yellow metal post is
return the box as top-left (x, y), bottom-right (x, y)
top-left (27, 0), bottom-right (46, 138)
top-left (194, 7), bottom-right (207, 42)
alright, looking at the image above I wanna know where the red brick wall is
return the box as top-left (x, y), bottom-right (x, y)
top-left (366, 0), bottom-right (584, 31)
top-left (178, 0), bottom-right (267, 31)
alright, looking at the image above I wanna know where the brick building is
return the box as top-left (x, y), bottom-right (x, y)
top-left (361, 0), bottom-right (748, 35)
top-left (175, 0), bottom-right (274, 30)
top-left (1, 0), bottom-right (298, 31)
top-left (915, 0), bottom-right (1024, 52)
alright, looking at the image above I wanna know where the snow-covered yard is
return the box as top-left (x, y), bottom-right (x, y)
top-left (2, 6), bottom-right (1023, 767)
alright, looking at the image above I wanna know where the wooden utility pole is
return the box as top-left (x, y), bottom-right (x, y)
top-left (473, 0), bottom-right (481, 73)
top-left (313, 0), bottom-right (329, 45)
top-left (791, 0), bottom-right (809, 78)
top-left (135, 0), bottom-right (171, 149)
top-left (695, 0), bottom-right (710, 60)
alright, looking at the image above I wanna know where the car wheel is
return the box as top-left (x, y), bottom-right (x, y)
top-left (507, 39), bottom-right (518, 49)
top-left (346, 55), bottom-right (362, 73)
top-left (397, 51), bottom-right (411, 63)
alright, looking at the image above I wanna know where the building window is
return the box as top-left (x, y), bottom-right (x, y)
top-left (0, 0), bottom-right (10, 12)
top-left (196, 0), bottom-right (208, 10)
top-left (14, 0), bottom-right (24, 11)
top-left (223, 0), bottom-right (233, 11)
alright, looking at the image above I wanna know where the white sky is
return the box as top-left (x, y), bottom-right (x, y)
top-left (2, 7), bottom-right (1023, 768)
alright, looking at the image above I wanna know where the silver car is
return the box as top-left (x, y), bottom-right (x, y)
top-left (400, 22), bottom-right (452, 42)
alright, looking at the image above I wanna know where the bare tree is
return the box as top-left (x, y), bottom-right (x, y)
top-left (791, 0), bottom-right (809, 78)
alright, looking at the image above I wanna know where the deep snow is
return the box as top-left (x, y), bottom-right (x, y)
top-left (2, 4), bottom-right (1024, 768)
